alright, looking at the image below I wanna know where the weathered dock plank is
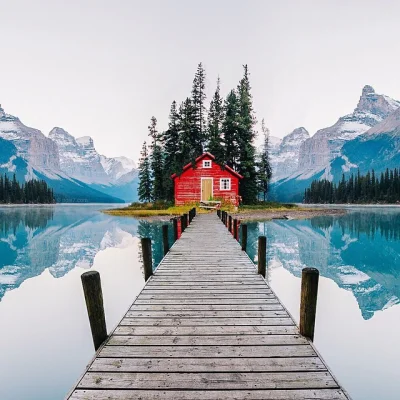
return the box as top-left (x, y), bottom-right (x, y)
top-left (67, 213), bottom-right (349, 400)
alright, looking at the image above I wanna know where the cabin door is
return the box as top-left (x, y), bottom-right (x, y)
top-left (201, 178), bottom-right (213, 201)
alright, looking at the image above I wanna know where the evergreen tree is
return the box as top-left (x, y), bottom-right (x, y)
top-left (223, 90), bottom-right (240, 170)
top-left (178, 98), bottom-right (197, 166)
top-left (191, 62), bottom-right (207, 154)
top-left (236, 65), bottom-right (258, 204)
top-left (137, 141), bottom-right (153, 202)
top-left (0, 174), bottom-right (54, 204)
top-left (257, 118), bottom-right (273, 201)
top-left (148, 116), bottom-right (165, 201)
top-left (304, 167), bottom-right (400, 204)
top-left (163, 101), bottom-right (181, 201)
top-left (207, 77), bottom-right (225, 164)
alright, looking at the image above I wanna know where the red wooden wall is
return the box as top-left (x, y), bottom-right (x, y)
top-left (173, 154), bottom-right (240, 205)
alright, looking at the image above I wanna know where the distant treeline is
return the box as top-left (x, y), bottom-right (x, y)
top-left (0, 174), bottom-right (55, 204)
top-left (304, 168), bottom-right (400, 204)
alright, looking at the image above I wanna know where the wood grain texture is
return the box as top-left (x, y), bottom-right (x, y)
top-left (89, 356), bottom-right (326, 372)
top-left (70, 389), bottom-right (348, 400)
top-left (67, 213), bottom-right (349, 400)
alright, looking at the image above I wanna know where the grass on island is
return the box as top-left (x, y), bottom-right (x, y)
top-left (103, 201), bottom-right (300, 217)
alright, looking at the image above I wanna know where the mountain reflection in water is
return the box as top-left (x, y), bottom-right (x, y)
top-left (246, 210), bottom-right (400, 320)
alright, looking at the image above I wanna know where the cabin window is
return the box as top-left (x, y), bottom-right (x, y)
top-left (203, 160), bottom-right (212, 168)
top-left (220, 178), bottom-right (231, 190)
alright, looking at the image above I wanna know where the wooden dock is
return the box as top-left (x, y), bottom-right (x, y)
top-left (68, 213), bottom-right (350, 399)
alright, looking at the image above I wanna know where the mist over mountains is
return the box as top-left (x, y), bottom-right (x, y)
top-left (0, 104), bottom-right (138, 202)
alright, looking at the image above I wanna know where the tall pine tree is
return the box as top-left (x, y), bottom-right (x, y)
top-left (191, 62), bottom-right (207, 156)
top-left (258, 119), bottom-right (273, 201)
top-left (207, 77), bottom-right (225, 164)
top-left (148, 116), bottom-right (165, 201)
top-left (178, 98), bottom-right (197, 166)
top-left (223, 89), bottom-right (240, 170)
top-left (138, 141), bottom-right (152, 202)
top-left (163, 101), bottom-right (181, 200)
top-left (236, 65), bottom-right (258, 204)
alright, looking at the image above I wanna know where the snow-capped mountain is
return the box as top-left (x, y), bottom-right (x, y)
top-left (270, 127), bottom-right (309, 182)
top-left (0, 104), bottom-right (59, 173)
top-left (49, 127), bottom-right (138, 200)
top-left (271, 86), bottom-right (400, 201)
top-left (299, 85), bottom-right (400, 174)
top-left (332, 106), bottom-right (400, 177)
top-left (100, 156), bottom-right (137, 182)
top-left (0, 104), bottom-right (129, 202)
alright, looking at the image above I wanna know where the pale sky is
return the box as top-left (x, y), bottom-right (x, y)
top-left (1, 0), bottom-right (400, 161)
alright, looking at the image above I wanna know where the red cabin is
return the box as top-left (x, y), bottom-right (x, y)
top-left (171, 153), bottom-right (243, 206)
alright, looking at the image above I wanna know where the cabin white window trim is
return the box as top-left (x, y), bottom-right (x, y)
top-left (220, 178), bottom-right (231, 191)
top-left (203, 160), bottom-right (212, 168)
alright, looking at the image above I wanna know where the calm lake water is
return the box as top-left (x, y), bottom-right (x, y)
top-left (0, 205), bottom-right (399, 399)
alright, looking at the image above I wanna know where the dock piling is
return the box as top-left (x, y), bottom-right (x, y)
top-left (141, 237), bottom-right (153, 281)
top-left (300, 267), bottom-right (319, 341)
top-left (241, 224), bottom-right (247, 251)
top-left (81, 271), bottom-right (107, 351)
top-left (173, 217), bottom-right (178, 241)
top-left (162, 225), bottom-right (169, 256)
top-left (233, 218), bottom-right (238, 241)
top-left (258, 236), bottom-right (267, 278)
top-left (180, 215), bottom-right (186, 232)
top-left (228, 215), bottom-right (232, 233)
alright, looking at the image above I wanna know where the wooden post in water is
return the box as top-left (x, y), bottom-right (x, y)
top-left (241, 224), bottom-right (247, 251)
top-left (162, 225), bottom-right (169, 256)
top-left (258, 236), bottom-right (266, 278)
top-left (180, 215), bottom-right (186, 232)
top-left (228, 215), bottom-right (232, 233)
top-left (81, 271), bottom-right (107, 351)
top-left (300, 267), bottom-right (319, 341)
top-left (173, 217), bottom-right (178, 242)
top-left (141, 237), bottom-right (153, 281)
top-left (233, 218), bottom-right (238, 241)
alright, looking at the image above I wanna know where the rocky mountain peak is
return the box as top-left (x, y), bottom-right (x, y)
top-left (282, 127), bottom-right (309, 147)
top-left (76, 136), bottom-right (95, 149)
top-left (362, 85), bottom-right (375, 96)
top-left (49, 127), bottom-right (76, 145)
top-left (356, 85), bottom-right (400, 117)
top-left (0, 105), bottom-right (5, 119)
top-left (269, 127), bottom-right (310, 182)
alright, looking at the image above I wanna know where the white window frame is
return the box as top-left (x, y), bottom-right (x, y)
top-left (220, 178), bottom-right (231, 191)
top-left (203, 160), bottom-right (212, 168)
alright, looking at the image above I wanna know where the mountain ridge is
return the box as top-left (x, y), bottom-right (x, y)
top-left (270, 86), bottom-right (400, 201)
top-left (0, 104), bottom-right (137, 202)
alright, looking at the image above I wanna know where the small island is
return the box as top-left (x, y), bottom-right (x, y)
top-left (104, 63), bottom-right (345, 221)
